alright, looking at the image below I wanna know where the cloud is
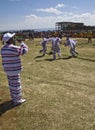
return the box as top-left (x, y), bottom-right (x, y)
top-left (24, 12), bottom-right (95, 29)
top-left (24, 15), bottom-right (56, 29)
top-left (25, 14), bottom-right (38, 19)
top-left (36, 8), bottom-right (62, 15)
top-left (55, 3), bottom-right (65, 8)
top-left (1, 12), bottom-right (95, 31)
top-left (64, 12), bottom-right (95, 25)
top-left (36, 3), bottom-right (64, 15)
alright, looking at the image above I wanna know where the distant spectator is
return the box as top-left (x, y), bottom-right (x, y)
top-left (86, 30), bottom-right (92, 43)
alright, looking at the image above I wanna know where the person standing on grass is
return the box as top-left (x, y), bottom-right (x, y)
top-left (49, 34), bottom-right (61, 60)
top-left (1, 32), bottom-right (28, 105)
top-left (39, 35), bottom-right (49, 56)
top-left (86, 30), bottom-right (92, 43)
top-left (64, 36), bottom-right (78, 58)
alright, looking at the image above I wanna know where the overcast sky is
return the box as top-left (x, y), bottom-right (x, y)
top-left (0, 0), bottom-right (95, 31)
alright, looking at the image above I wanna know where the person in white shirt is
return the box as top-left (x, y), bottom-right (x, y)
top-left (39, 36), bottom-right (49, 56)
top-left (49, 35), bottom-right (61, 60)
top-left (64, 37), bottom-right (78, 57)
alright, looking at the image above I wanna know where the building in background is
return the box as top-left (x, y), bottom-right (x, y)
top-left (55, 22), bottom-right (84, 31)
top-left (55, 21), bottom-right (95, 38)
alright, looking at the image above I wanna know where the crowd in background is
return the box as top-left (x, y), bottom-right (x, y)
top-left (0, 29), bottom-right (95, 42)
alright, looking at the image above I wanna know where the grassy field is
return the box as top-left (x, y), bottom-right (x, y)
top-left (0, 38), bottom-right (95, 130)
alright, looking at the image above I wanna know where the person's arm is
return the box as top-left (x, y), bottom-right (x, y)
top-left (20, 42), bottom-right (28, 55)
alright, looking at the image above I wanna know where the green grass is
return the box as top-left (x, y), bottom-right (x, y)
top-left (0, 38), bottom-right (95, 130)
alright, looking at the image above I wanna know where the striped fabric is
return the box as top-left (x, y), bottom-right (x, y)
top-left (7, 74), bottom-right (22, 103)
top-left (65, 39), bottom-right (76, 48)
top-left (1, 42), bottom-right (28, 103)
top-left (1, 42), bottom-right (28, 75)
top-left (65, 39), bottom-right (78, 57)
top-left (50, 37), bottom-right (61, 59)
top-left (39, 38), bottom-right (49, 55)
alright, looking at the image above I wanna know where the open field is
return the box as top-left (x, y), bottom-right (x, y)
top-left (0, 38), bottom-right (95, 130)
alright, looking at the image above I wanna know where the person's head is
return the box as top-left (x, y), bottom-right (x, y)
top-left (2, 32), bottom-right (15, 44)
top-left (66, 36), bottom-right (70, 40)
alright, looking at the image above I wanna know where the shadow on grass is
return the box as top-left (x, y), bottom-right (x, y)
top-left (0, 100), bottom-right (17, 116)
top-left (77, 57), bottom-right (95, 62)
top-left (45, 56), bottom-right (72, 61)
top-left (35, 58), bottom-right (54, 62)
top-left (34, 55), bottom-right (44, 59)
top-left (61, 56), bottom-right (73, 60)
top-left (35, 55), bottom-right (73, 62)
top-left (35, 57), bottom-right (72, 62)
top-left (47, 52), bottom-right (53, 55)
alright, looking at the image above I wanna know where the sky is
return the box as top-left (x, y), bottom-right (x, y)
top-left (0, 0), bottom-right (95, 31)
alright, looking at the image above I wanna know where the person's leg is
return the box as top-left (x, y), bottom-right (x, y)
top-left (7, 74), bottom-right (25, 105)
top-left (75, 49), bottom-right (78, 55)
top-left (43, 46), bottom-right (47, 56)
top-left (58, 48), bottom-right (61, 58)
top-left (53, 51), bottom-right (56, 60)
top-left (39, 43), bottom-right (44, 53)
top-left (70, 48), bottom-right (75, 57)
top-left (73, 46), bottom-right (78, 55)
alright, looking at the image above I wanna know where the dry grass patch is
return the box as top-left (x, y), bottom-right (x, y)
top-left (0, 38), bottom-right (95, 130)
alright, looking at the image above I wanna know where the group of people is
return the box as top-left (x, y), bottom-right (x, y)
top-left (39, 34), bottom-right (78, 60)
top-left (0, 32), bottom-right (78, 106)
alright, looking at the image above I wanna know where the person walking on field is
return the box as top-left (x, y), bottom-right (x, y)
top-left (64, 37), bottom-right (78, 57)
top-left (50, 34), bottom-right (61, 60)
top-left (39, 35), bottom-right (49, 56)
top-left (1, 32), bottom-right (28, 105)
